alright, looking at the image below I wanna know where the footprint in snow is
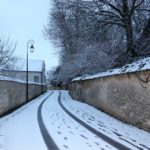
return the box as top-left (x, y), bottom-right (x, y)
top-left (63, 145), bottom-right (68, 149)
top-left (69, 131), bottom-right (74, 135)
top-left (57, 131), bottom-right (61, 135)
top-left (80, 134), bottom-right (88, 140)
top-left (64, 137), bottom-right (67, 140)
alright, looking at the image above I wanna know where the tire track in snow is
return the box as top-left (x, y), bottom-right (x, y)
top-left (38, 92), bottom-right (59, 150)
top-left (58, 92), bottom-right (131, 150)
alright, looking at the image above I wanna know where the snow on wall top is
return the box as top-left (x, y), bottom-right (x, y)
top-left (73, 57), bottom-right (150, 81)
top-left (0, 75), bottom-right (45, 85)
top-left (9, 59), bottom-right (44, 72)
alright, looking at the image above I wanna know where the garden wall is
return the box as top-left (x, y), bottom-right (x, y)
top-left (68, 70), bottom-right (150, 131)
top-left (0, 78), bottom-right (47, 116)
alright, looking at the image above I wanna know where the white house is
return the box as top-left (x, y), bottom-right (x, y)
top-left (0, 59), bottom-right (46, 83)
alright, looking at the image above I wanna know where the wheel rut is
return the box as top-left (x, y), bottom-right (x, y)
top-left (58, 92), bottom-right (132, 150)
top-left (37, 92), bottom-right (59, 150)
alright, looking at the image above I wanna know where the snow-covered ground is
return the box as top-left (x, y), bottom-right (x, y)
top-left (0, 90), bottom-right (150, 150)
top-left (0, 92), bottom-right (50, 150)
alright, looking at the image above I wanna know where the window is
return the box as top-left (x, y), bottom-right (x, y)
top-left (34, 76), bottom-right (39, 83)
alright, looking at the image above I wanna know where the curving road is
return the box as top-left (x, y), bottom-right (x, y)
top-left (0, 90), bottom-right (150, 150)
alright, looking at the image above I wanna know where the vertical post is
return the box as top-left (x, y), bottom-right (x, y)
top-left (26, 40), bottom-right (34, 103)
top-left (26, 44), bottom-right (29, 103)
top-left (41, 71), bottom-right (43, 94)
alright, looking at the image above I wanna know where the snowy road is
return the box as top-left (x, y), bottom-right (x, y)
top-left (0, 90), bottom-right (150, 150)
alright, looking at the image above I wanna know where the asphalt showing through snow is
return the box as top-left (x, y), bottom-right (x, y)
top-left (37, 91), bottom-right (59, 150)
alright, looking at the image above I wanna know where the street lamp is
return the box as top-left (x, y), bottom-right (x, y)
top-left (26, 40), bottom-right (34, 102)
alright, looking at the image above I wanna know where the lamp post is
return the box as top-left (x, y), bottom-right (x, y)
top-left (26, 40), bottom-right (34, 102)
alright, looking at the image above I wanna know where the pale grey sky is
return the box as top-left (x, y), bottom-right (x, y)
top-left (0, 0), bottom-right (59, 70)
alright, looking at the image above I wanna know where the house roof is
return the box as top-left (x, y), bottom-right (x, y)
top-left (12, 59), bottom-right (45, 72)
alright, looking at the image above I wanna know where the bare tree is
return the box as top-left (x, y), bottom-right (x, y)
top-left (45, 0), bottom-right (150, 82)
top-left (84, 0), bottom-right (150, 57)
top-left (0, 38), bottom-right (17, 70)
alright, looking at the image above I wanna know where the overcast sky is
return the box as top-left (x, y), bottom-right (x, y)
top-left (0, 0), bottom-right (59, 70)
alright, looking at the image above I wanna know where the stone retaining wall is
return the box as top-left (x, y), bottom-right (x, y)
top-left (68, 70), bottom-right (150, 131)
top-left (0, 79), bottom-right (47, 116)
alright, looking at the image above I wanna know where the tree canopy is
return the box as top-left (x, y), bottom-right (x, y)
top-left (45, 0), bottom-right (150, 84)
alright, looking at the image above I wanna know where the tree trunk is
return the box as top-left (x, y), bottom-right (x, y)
top-left (126, 19), bottom-right (135, 57)
top-left (122, 0), bottom-right (136, 58)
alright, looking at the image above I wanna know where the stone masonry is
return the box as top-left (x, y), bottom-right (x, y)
top-left (0, 79), bottom-right (47, 116)
top-left (69, 70), bottom-right (150, 131)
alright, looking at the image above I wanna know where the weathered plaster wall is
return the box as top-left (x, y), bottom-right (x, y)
top-left (69, 70), bottom-right (150, 131)
top-left (0, 80), bottom-right (47, 116)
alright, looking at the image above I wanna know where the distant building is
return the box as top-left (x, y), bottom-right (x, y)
top-left (0, 59), bottom-right (46, 83)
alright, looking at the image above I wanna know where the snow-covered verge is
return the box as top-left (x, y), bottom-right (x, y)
top-left (73, 57), bottom-right (150, 81)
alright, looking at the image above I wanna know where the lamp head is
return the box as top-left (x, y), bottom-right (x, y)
top-left (30, 44), bottom-right (34, 53)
